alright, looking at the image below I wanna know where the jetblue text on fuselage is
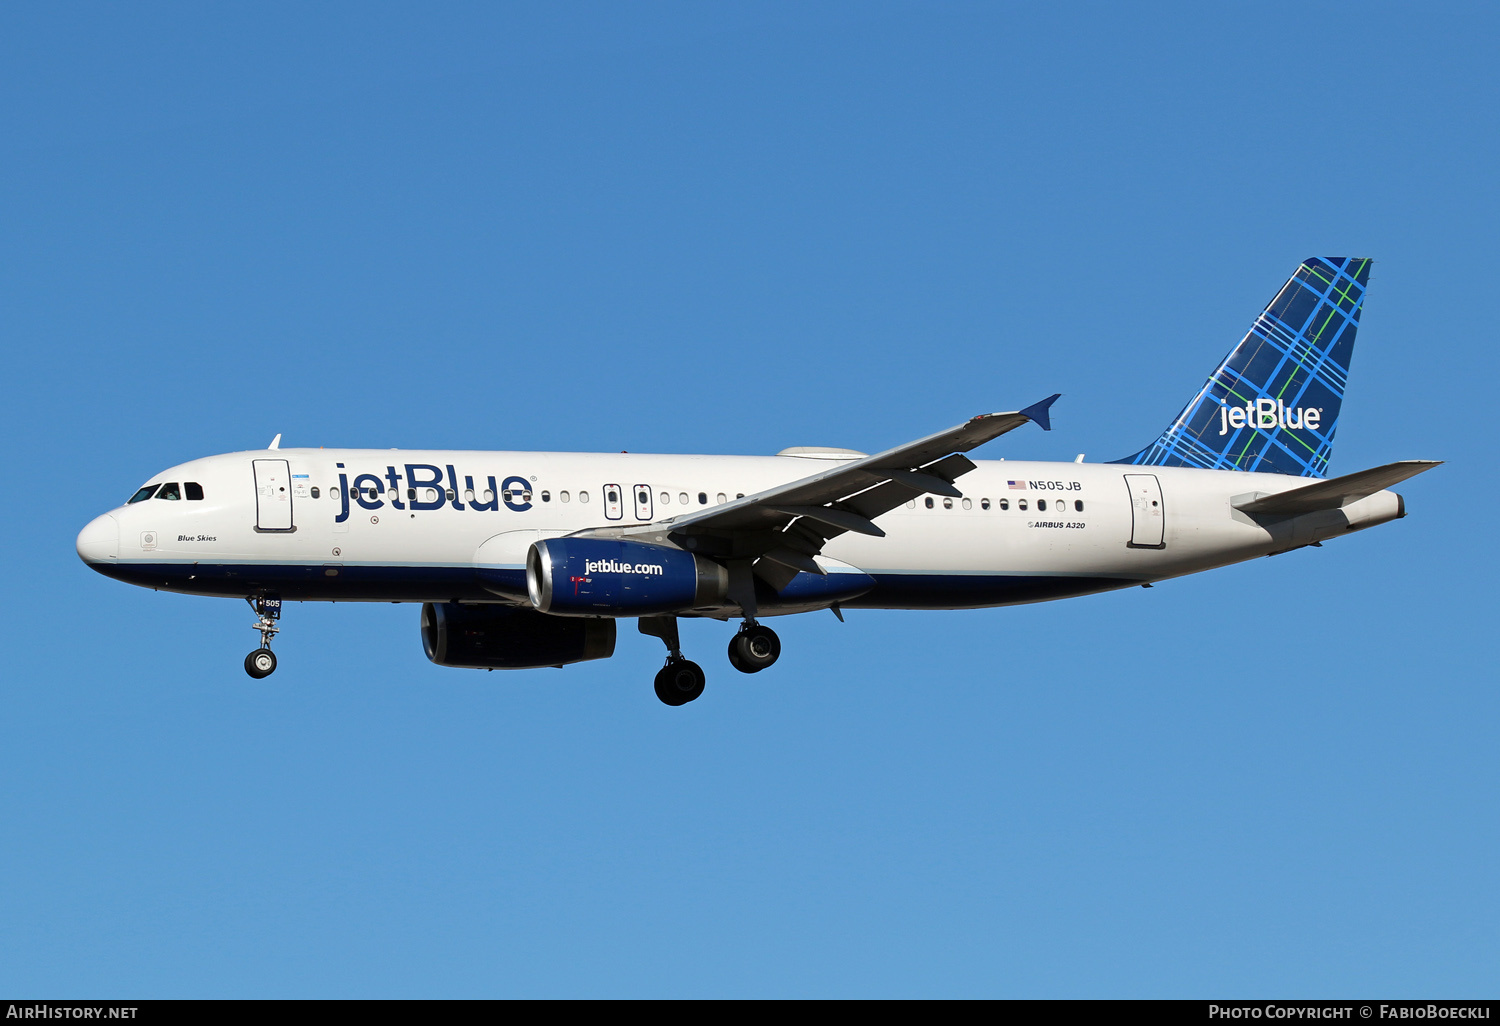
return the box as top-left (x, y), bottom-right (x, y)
top-left (334, 464), bottom-right (535, 522)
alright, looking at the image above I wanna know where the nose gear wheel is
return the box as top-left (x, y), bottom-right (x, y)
top-left (245, 648), bottom-right (277, 678)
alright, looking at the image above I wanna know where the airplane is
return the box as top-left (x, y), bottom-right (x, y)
top-left (76, 257), bottom-right (1438, 705)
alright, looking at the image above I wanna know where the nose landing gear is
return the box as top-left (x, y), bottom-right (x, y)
top-left (244, 595), bottom-right (281, 679)
top-left (727, 622), bottom-right (780, 674)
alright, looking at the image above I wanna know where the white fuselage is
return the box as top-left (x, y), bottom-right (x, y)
top-left (76, 447), bottom-right (1406, 614)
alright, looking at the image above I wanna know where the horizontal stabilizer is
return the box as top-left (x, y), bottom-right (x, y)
top-left (1232, 460), bottom-right (1442, 516)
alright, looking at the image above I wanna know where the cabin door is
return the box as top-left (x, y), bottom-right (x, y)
top-left (253, 459), bottom-right (295, 532)
top-left (1123, 473), bottom-right (1165, 549)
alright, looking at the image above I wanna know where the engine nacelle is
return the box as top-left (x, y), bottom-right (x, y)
top-left (421, 602), bottom-right (616, 669)
top-left (527, 537), bottom-right (729, 616)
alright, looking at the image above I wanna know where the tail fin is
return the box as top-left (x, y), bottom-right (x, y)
top-left (1113, 257), bottom-right (1371, 477)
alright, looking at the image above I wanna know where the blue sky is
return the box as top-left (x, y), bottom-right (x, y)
top-left (1, 2), bottom-right (1495, 997)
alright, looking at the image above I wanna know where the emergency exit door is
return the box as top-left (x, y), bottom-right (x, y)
top-left (603, 484), bottom-right (623, 521)
top-left (632, 483), bottom-right (653, 521)
top-left (253, 459), bottom-right (295, 532)
top-left (1123, 473), bottom-right (1165, 549)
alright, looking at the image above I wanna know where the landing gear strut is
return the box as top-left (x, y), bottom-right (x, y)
top-left (728, 621), bottom-right (780, 674)
top-left (244, 594), bottom-right (281, 679)
top-left (639, 616), bottom-right (705, 706)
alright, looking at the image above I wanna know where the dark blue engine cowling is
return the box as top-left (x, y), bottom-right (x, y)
top-left (527, 538), bottom-right (729, 616)
top-left (421, 602), bottom-right (616, 669)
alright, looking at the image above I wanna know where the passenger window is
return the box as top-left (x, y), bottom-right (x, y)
top-left (560, 491), bottom-right (570, 503)
top-left (736, 493), bottom-right (744, 499)
top-left (698, 492), bottom-right (707, 505)
top-left (1019, 499), bottom-right (1028, 511)
top-left (156, 483), bottom-right (181, 500)
top-left (464, 489), bottom-right (475, 503)
top-left (485, 489), bottom-right (497, 503)
top-left (999, 498), bottom-right (1009, 510)
top-left (447, 489), bottom-right (457, 501)
top-left (981, 498), bottom-right (990, 510)
top-left (1038, 499), bottom-right (1047, 511)
top-left (407, 488), bottom-right (416, 501)
top-left (716, 493), bottom-right (726, 504)
top-left (129, 484), bottom-right (159, 504)
top-left (330, 487), bottom-right (341, 500)
top-left (906, 499), bottom-right (915, 509)
top-left (608, 489), bottom-right (619, 503)
top-left (578, 490), bottom-right (589, 503)
top-left (541, 491), bottom-right (550, 502)
top-left (943, 498), bottom-right (953, 509)
top-left (962, 498), bottom-right (972, 510)
top-left (185, 482), bottom-right (205, 500)
top-left (310, 486), bottom-right (320, 500)
top-left (679, 492), bottom-right (689, 505)
top-left (660, 492), bottom-right (670, 504)
top-left (924, 497), bottom-right (934, 509)
top-left (367, 488), bottom-right (379, 500)
top-left (1075, 500), bottom-right (1084, 512)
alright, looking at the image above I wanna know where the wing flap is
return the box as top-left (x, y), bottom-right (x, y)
top-left (884, 468), bottom-right (963, 497)
top-left (766, 505), bottom-right (886, 537)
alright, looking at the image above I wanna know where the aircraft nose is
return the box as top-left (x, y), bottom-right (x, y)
top-left (76, 513), bottom-right (119, 564)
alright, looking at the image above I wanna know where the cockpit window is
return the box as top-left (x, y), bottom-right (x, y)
top-left (185, 482), bottom-right (204, 501)
top-left (128, 484), bottom-right (159, 504)
top-left (156, 482), bottom-right (182, 500)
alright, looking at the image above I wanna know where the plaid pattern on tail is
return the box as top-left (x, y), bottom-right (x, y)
top-left (1112, 257), bottom-right (1370, 478)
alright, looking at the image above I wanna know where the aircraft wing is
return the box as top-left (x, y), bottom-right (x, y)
top-left (594, 394), bottom-right (1059, 590)
top-left (1232, 460), bottom-right (1442, 516)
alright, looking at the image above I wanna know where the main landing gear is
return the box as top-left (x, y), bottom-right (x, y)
top-left (639, 616), bottom-right (705, 706)
top-left (727, 622), bottom-right (780, 674)
top-left (244, 595), bottom-right (281, 679)
top-left (654, 659), bottom-right (706, 707)
top-left (639, 616), bottom-right (783, 705)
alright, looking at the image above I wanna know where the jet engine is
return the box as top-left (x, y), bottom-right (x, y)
top-left (421, 602), bottom-right (616, 669)
top-left (527, 537), bottom-right (728, 616)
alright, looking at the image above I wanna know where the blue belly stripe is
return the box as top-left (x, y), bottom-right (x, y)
top-left (85, 560), bottom-right (1138, 609)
